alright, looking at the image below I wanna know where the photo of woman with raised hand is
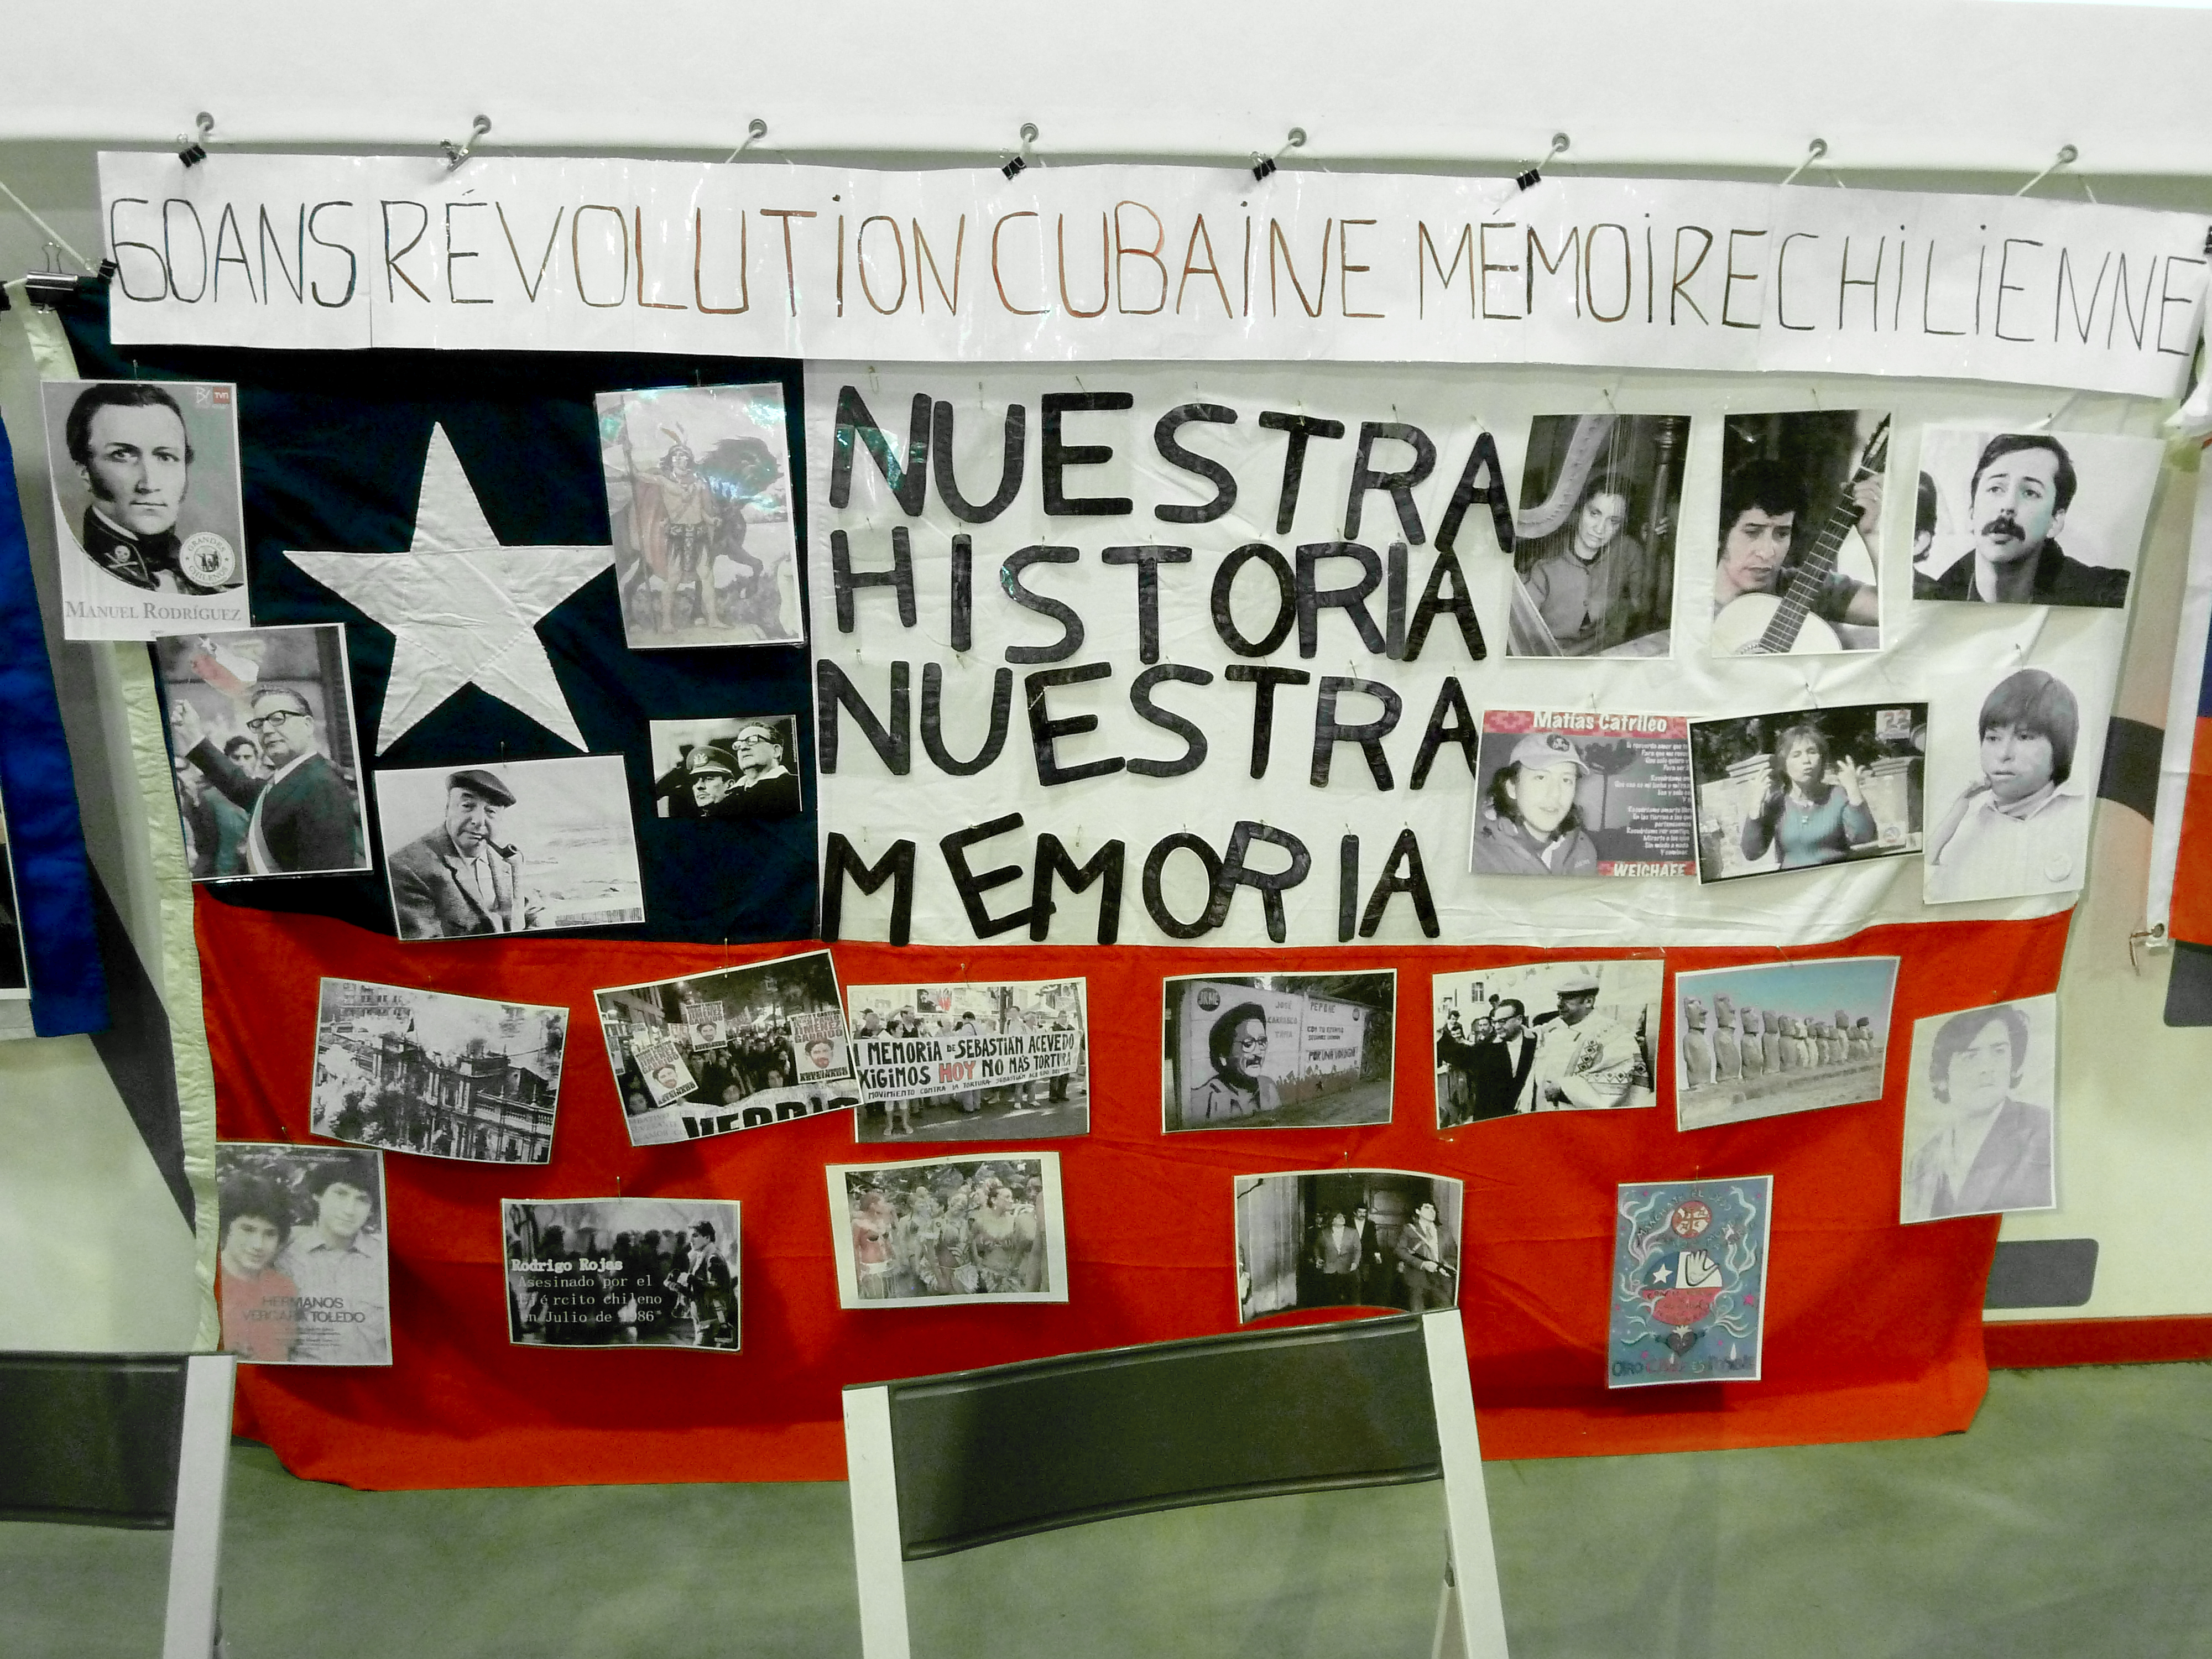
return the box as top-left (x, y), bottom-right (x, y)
top-left (1741, 723), bottom-right (1876, 871)
top-left (1689, 705), bottom-right (1926, 883)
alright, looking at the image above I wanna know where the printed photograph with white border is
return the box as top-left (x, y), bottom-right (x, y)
top-left (1433, 959), bottom-right (1661, 1128)
top-left (215, 1141), bottom-right (392, 1367)
top-left (503, 1197), bottom-right (741, 1349)
top-left (1162, 971), bottom-right (1396, 1133)
top-left (1675, 957), bottom-right (1899, 1131)
top-left (596, 948), bottom-right (858, 1146)
top-left (1900, 995), bottom-right (2058, 1224)
top-left (826, 1152), bottom-right (1068, 1308)
top-left (311, 978), bottom-right (567, 1164)
top-left (848, 978), bottom-right (1089, 1142)
top-left (1234, 1168), bottom-right (1464, 1324)
top-left (40, 378), bottom-right (251, 640)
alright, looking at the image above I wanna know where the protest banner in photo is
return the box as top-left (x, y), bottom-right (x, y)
top-left (847, 978), bottom-right (1088, 1142)
top-left (503, 1198), bottom-right (742, 1349)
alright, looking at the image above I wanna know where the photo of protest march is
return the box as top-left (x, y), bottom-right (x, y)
top-left (1508, 412), bottom-right (1689, 658)
top-left (1689, 704), bottom-right (1926, 882)
top-left (1162, 972), bottom-right (1396, 1133)
top-left (848, 978), bottom-right (1088, 1142)
top-left (1911, 426), bottom-right (2158, 609)
top-left (376, 754), bottom-right (645, 938)
top-left (311, 978), bottom-right (566, 1164)
top-left (215, 1142), bottom-right (392, 1366)
top-left (157, 624), bottom-right (372, 881)
top-left (598, 383), bottom-right (802, 649)
top-left (1708, 409), bottom-right (1889, 656)
top-left (596, 949), bottom-right (858, 1146)
top-left (826, 1154), bottom-right (1068, 1308)
top-left (648, 716), bottom-right (803, 820)
top-left (1433, 959), bottom-right (1659, 1126)
top-left (1471, 712), bottom-right (1694, 877)
top-left (1235, 1170), bottom-right (1464, 1322)
top-left (1676, 956), bottom-right (1899, 1131)
top-left (503, 1198), bottom-right (742, 1349)
top-left (41, 378), bottom-right (251, 640)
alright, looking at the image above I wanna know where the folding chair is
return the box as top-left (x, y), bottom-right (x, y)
top-left (843, 1311), bottom-right (1508, 1658)
top-left (0, 1352), bottom-right (238, 1658)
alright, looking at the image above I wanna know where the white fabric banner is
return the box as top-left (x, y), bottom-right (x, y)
top-left (98, 154), bottom-right (2208, 397)
top-left (806, 360), bottom-right (2150, 948)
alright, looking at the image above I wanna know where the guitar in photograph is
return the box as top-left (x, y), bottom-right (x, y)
top-left (1710, 416), bottom-right (1891, 656)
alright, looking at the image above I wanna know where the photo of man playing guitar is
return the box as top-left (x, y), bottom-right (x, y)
top-left (1709, 411), bottom-right (1889, 657)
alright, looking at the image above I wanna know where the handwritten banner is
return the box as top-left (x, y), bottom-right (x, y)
top-left (99, 154), bottom-right (2208, 397)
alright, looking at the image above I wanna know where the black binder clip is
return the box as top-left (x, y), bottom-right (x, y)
top-left (1513, 132), bottom-right (1570, 194)
top-left (1251, 127), bottom-right (1307, 183)
top-left (1001, 123), bottom-right (1037, 180)
top-left (177, 112), bottom-right (214, 168)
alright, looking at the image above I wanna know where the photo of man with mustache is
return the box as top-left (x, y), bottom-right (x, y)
top-left (1916, 434), bottom-right (2129, 608)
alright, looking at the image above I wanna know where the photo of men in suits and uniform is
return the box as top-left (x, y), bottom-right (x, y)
top-left (41, 379), bottom-right (250, 640)
top-left (375, 755), bottom-right (644, 939)
top-left (1900, 995), bottom-right (2058, 1224)
top-left (1507, 413), bottom-right (1689, 659)
top-left (598, 383), bottom-right (802, 650)
top-left (1234, 1170), bottom-right (1464, 1322)
top-left (596, 949), bottom-right (858, 1146)
top-left (1674, 956), bottom-right (1899, 1131)
top-left (847, 978), bottom-right (1089, 1142)
top-left (1433, 960), bottom-right (1660, 1128)
top-left (826, 1154), bottom-right (1068, 1308)
top-left (647, 715), bottom-right (803, 820)
top-left (215, 1142), bottom-right (392, 1366)
top-left (157, 625), bottom-right (372, 881)
top-left (1162, 972), bottom-right (1396, 1133)
top-left (503, 1198), bottom-right (742, 1349)
top-left (312, 978), bottom-right (567, 1164)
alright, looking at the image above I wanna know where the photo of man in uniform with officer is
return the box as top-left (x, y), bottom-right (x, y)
top-left (648, 716), bottom-right (804, 820)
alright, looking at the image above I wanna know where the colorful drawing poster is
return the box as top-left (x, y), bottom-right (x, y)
top-left (1608, 1176), bottom-right (1772, 1389)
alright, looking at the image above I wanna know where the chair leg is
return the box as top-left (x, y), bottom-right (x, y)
top-left (1432, 1572), bottom-right (1459, 1659)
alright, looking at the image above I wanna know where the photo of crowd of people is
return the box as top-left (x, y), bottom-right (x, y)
top-left (1162, 972), bottom-right (1396, 1133)
top-left (1911, 427), bottom-right (2157, 610)
top-left (596, 950), bottom-right (858, 1146)
top-left (503, 1198), bottom-right (742, 1349)
top-left (158, 624), bottom-right (372, 881)
top-left (826, 1154), bottom-right (1067, 1308)
top-left (848, 978), bottom-right (1088, 1142)
top-left (598, 383), bottom-right (802, 650)
top-left (1235, 1170), bottom-right (1464, 1322)
top-left (1471, 713), bottom-right (1694, 878)
top-left (648, 716), bottom-right (804, 820)
top-left (1433, 960), bottom-right (1660, 1126)
top-left (1708, 409), bottom-right (1888, 656)
top-left (215, 1143), bottom-right (392, 1366)
top-left (1674, 957), bottom-right (1898, 1130)
top-left (1689, 704), bottom-right (1926, 882)
top-left (1508, 413), bottom-right (1689, 659)
top-left (1901, 995), bottom-right (2058, 1223)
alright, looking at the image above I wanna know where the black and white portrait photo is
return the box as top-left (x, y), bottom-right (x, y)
top-left (1508, 413), bottom-right (1689, 658)
top-left (215, 1142), bottom-right (392, 1367)
top-left (1433, 961), bottom-right (1660, 1127)
top-left (647, 716), bottom-right (803, 820)
top-left (596, 949), bottom-right (857, 1147)
top-left (157, 625), bottom-right (372, 881)
top-left (1235, 1170), bottom-right (1464, 1322)
top-left (1689, 704), bottom-right (1926, 881)
top-left (41, 379), bottom-right (250, 640)
top-left (1708, 410), bottom-right (1890, 656)
top-left (1901, 995), bottom-right (2058, 1223)
top-left (847, 978), bottom-right (1089, 1142)
top-left (1162, 972), bottom-right (1396, 1133)
top-left (1912, 427), bottom-right (2159, 610)
top-left (826, 1153), bottom-right (1068, 1308)
top-left (375, 755), bottom-right (644, 940)
top-left (504, 1198), bottom-right (741, 1350)
top-left (598, 383), bottom-right (802, 650)
top-left (312, 978), bottom-right (567, 1164)
top-left (1925, 665), bottom-right (2102, 905)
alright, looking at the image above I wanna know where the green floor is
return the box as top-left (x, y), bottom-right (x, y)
top-left (9, 1363), bottom-right (2211, 1658)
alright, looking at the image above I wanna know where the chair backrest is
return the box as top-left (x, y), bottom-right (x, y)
top-left (0, 1353), bottom-right (189, 1528)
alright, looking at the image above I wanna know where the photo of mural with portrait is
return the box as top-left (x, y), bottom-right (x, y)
top-left (847, 978), bottom-right (1088, 1143)
top-left (826, 1153), bottom-right (1068, 1308)
top-left (1610, 1176), bottom-right (1771, 1389)
top-left (1910, 427), bottom-right (2159, 610)
top-left (311, 978), bottom-right (567, 1164)
top-left (1707, 410), bottom-right (1890, 657)
top-left (375, 755), bottom-right (644, 940)
top-left (1162, 971), bottom-right (1396, 1132)
top-left (1433, 959), bottom-right (1661, 1127)
top-left (503, 1198), bottom-right (741, 1350)
top-left (1508, 412), bottom-right (1689, 658)
top-left (1234, 1169), bottom-right (1464, 1323)
top-left (647, 716), bottom-right (804, 820)
top-left (214, 1142), bottom-right (392, 1367)
top-left (40, 379), bottom-right (250, 640)
top-left (1471, 712), bottom-right (1693, 877)
top-left (156, 625), bottom-right (372, 881)
top-left (1674, 956), bottom-right (1898, 1131)
top-left (1901, 995), bottom-right (2058, 1224)
top-left (595, 949), bottom-right (857, 1146)
top-left (1689, 703), bottom-right (1926, 883)
top-left (598, 383), bottom-right (800, 649)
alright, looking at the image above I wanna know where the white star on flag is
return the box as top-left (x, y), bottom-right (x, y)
top-left (287, 425), bottom-right (613, 753)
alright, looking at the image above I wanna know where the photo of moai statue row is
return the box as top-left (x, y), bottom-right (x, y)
top-left (1674, 957), bottom-right (1900, 1131)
